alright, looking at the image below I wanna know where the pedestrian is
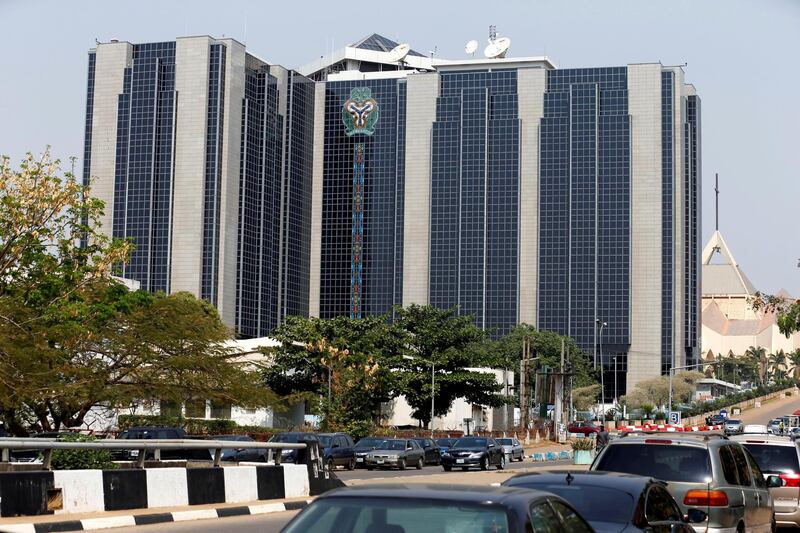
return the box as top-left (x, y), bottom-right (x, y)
top-left (596, 426), bottom-right (609, 453)
top-left (780, 420), bottom-right (785, 435)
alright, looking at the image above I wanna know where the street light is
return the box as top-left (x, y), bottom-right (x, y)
top-left (597, 320), bottom-right (607, 421)
top-left (612, 355), bottom-right (618, 412)
top-left (404, 355), bottom-right (435, 438)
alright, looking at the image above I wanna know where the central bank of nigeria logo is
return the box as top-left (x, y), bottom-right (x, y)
top-left (342, 87), bottom-right (379, 136)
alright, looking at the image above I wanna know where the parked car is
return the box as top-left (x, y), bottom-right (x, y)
top-left (723, 419), bottom-right (743, 435)
top-left (436, 437), bottom-right (458, 455)
top-left (706, 414), bottom-right (727, 426)
top-left (365, 438), bottom-right (425, 470)
top-left (281, 484), bottom-right (595, 533)
top-left (412, 437), bottom-right (442, 465)
top-left (731, 434), bottom-right (800, 528)
top-left (789, 427), bottom-right (800, 440)
top-left (113, 426), bottom-right (210, 461)
top-left (768, 418), bottom-right (783, 435)
top-left (316, 432), bottom-right (356, 470)
top-left (352, 436), bottom-right (389, 468)
top-left (441, 436), bottom-right (505, 471)
top-left (592, 433), bottom-right (781, 532)
top-left (568, 421), bottom-right (600, 435)
top-left (503, 470), bottom-right (707, 532)
top-left (268, 431), bottom-right (319, 464)
top-left (743, 424), bottom-right (769, 434)
top-left (497, 437), bottom-right (525, 462)
top-left (208, 434), bottom-right (266, 462)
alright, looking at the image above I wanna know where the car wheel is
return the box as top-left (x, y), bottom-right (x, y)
top-left (480, 456), bottom-right (488, 470)
top-left (443, 465), bottom-right (452, 472)
top-left (497, 455), bottom-right (505, 470)
top-left (347, 458), bottom-right (355, 471)
top-left (517, 452), bottom-right (524, 462)
top-left (398, 458), bottom-right (406, 470)
top-left (326, 458), bottom-right (334, 472)
top-left (416, 457), bottom-right (423, 470)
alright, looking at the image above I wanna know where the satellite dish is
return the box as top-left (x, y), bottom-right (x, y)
top-left (387, 43), bottom-right (411, 63)
top-left (465, 40), bottom-right (478, 55)
top-left (484, 37), bottom-right (511, 59)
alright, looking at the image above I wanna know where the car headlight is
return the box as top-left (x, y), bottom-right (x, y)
top-left (470, 452), bottom-right (483, 458)
top-left (281, 450), bottom-right (292, 456)
top-left (442, 453), bottom-right (451, 457)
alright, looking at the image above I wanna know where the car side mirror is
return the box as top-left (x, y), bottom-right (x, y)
top-left (766, 475), bottom-right (784, 488)
top-left (407, 446), bottom-right (413, 450)
top-left (488, 443), bottom-right (495, 447)
top-left (685, 508), bottom-right (707, 523)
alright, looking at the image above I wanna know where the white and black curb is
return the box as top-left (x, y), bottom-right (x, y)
top-left (0, 499), bottom-right (312, 533)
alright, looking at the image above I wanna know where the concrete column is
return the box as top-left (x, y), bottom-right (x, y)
top-left (170, 36), bottom-right (212, 297)
top-left (308, 82), bottom-right (326, 317)
top-left (90, 41), bottom-right (132, 237)
top-left (402, 72), bottom-right (438, 306)
top-left (517, 68), bottom-right (547, 326)
top-left (627, 63), bottom-right (663, 391)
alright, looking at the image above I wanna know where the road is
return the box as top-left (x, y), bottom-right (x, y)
top-left (334, 455), bottom-right (541, 482)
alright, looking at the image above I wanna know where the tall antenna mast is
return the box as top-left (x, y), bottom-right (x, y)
top-left (489, 25), bottom-right (497, 43)
top-left (715, 172), bottom-right (719, 232)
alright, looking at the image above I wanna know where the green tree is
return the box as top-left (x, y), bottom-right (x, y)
top-left (622, 371), bottom-right (704, 409)
top-left (768, 350), bottom-right (787, 381)
top-left (745, 346), bottom-right (768, 385)
top-left (788, 350), bottom-right (800, 380)
top-left (751, 292), bottom-right (800, 337)
top-left (393, 305), bottom-right (510, 428)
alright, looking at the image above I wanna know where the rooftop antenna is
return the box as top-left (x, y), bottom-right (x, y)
top-left (484, 25), bottom-right (511, 59)
top-left (715, 172), bottom-right (719, 232)
top-left (489, 25), bottom-right (497, 43)
top-left (387, 43), bottom-right (411, 69)
top-left (429, 45), bottom-right (438, 59)
top-left (465, 39), bottom-right (478, 57)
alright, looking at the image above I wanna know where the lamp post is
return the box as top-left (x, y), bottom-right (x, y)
top-left (613, 356), bottom-right (618, 412)
top-left (404, 355), bottom-right (435, 438)
top-left (597, 320), bottom-right (607, 421)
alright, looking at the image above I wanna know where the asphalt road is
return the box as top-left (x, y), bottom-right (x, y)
top-left (334, 455), bottom-right (538, 481)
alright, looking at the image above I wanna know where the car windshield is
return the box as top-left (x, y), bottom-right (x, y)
top-left (283, 498), bottom-right (510, 533)
top-left (507, 482), bottom-right (633, 524)
top-left (317, 436), bottom-right (333, 447)
top-left (742, 444), bottom-right (800, 474)
top-left (382, 441), bottom-right (407, 451)
top-left (595, 444), bottom-right (712, 482)
top-left (270, 433), bottom-right (314, 443)
top-left (437, 438), bottom-right (457, 447)
top-left (355, 438), bottom-right (387, 448)
top-left (726, 420), bottom-right (741, 424)
top-left (497, 439), bottom-right (513, 445)
top-left (453, 438), bottom-right (488, 448)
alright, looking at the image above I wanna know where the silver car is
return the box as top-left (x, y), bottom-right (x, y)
top-left (497, 437), bottom-right (525, 462)
top-left (365, 438), bottom-right (425, 470)
top-left (723, 419), bottom-right (743, 436)
top-left (592, 433), bottom-right (781, 532)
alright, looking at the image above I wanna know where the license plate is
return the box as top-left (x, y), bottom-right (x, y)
top-left (456, 459), bottom-right (465, 464)
top-left (356, 458), bottom-right (364, 462)
top-left (130, 451), bottom-right (139, 457)
top-left (376, 459), bottom-right (384, 464)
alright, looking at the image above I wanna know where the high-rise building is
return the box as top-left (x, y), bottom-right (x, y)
top-left (83, 37), bottom-right (314, 338)
top-left (84, 34), bottom-right (701, 392)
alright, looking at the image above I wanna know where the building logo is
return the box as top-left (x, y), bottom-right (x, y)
top-left (342, 87), bottom-right (379, 136)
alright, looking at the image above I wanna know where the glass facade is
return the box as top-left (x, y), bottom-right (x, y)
top-left (661, 71), bottom-right (674, 374)
top-left (80, 52), bottom-right (97, 248)
top-left (685, 94), bottom-right (701, 367)
top-left (112, 42), bottom-right (177, 293)
top-left (320, 78), bottom-right (406, 319)
top-left (429, 70), bottom-right (520, 336)
top-left (539, 67), bottom-right (630, 397)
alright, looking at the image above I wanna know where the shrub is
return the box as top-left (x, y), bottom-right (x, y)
top-left (116, 415), bottom-right (236, 435)
top-left (48, 434), bottom-right (117, 470)
top-left (570, 438), bottom-right (595, 451)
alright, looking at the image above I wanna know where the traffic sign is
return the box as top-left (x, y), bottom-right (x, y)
top-left (720, 409), bottom-right (728, 418)
top-left (669, 411), bottom-right (682, 425)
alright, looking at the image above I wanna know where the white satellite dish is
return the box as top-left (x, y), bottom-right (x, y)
top-left (465, 39), bottom-right (478, 55)
top-left (387, 43), bottom-right (411, 63)
top-left (484, 36), bottom-right (511, 59)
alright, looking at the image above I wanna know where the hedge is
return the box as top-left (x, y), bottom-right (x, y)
top-left (117, 415), bottom-right (237, 435)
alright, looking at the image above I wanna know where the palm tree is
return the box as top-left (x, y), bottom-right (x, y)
top-left (768, 350), bottom-right (787, 381)
top-left (787, 349), bottom-right (800, 381)
top-left (745, 346), bottom-right (768, 385)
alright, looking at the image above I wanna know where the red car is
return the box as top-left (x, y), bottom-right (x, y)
top-left (568, 421), bottom-right (600, 435)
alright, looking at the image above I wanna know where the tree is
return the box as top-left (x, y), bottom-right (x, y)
top-left (768, 350), bottom-right (787, 381)
top-left (744, 346), bottom-right (768, 385)
top-left (622, 371), bottom-right (704, 409)
top-left (572, 385), bottom-right (600, 411)
top-left (393, 305), bottom-right (510, 428)
top-left (788, 350), bottom-right (800, 380)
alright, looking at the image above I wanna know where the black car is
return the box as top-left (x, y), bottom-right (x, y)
top-left (281, 484), bottom-right (595, 532)
top-left (412, 437), bottom-right (442, 465)
top-left (503, 471), bottom-right (707, 533)
top-left (112, 426), bottom-right (210, 461)
top-left (441, 436), bottom-right (505, 471)
top-left (352, 436), bottom-right (389, 468)
top-left (268, 432), bottom-right (319, 464)
top-left (208, 434), bottom-right (266, 462)
top-left (316, 432), bottom-right (356, 470)
top-left (706, 414), bottom-right (727, 426)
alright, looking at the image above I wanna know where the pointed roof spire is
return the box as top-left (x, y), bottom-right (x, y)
top-left (702, 231), bottom-right (758, 296)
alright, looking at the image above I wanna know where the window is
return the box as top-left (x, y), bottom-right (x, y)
top-left (210, 401), bottom-right (232, 419)
top-left (549, 500), bottom-right (593, 533)
top-left (719, 446), bottom-right (740, 485)
top-left (743, 448), bottom-right (767, 489)
top-left (730, 446), bottom-right (752, 486)
top-left (742, 443), bottom-right (800, 475)
top-left (529, 502), bottom-right (563, 533)
top-left (595, 444), bottom-right (711, 482)
top-left (645, 486), bottom-right (683, 524)
top-left (185, 399), bottom-right (206, 418)
top-left (160, 400), bottom-right (181, 417)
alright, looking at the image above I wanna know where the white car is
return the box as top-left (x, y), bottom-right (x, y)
top-left (742, 424), bottom-right (769, 434)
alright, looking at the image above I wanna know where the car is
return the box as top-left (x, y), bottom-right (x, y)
top-left (280, 483), bottom-right (595, 533)
top-left (743, 424), bottom-right (769, 434)
top-left (352, 436), bottom-right (389, 468)
top-left (731, 434), bottom-right (800, 528)
top-left (268, 431), bottom-right (319, 464)
top-left (706, 414), bottom-right (727, 426)
top-left (592, 433), bottom-right (781, 533)
top-left (208, 434), bottom-right (266, 462)
top-left (789, 427), bottom-right (800, 440)
top-left (411, 437), bottom-right (442, 465)
top-left (436, 437), bottom-right (458, 456)
top-left (768, 418), bottom-right (784, 435)
top-left (502, 470), bottom-right (707, 532)
top-left (316, 432), bottom-right (356, 471)
top-left (497, 437), bottom-right (525, 462)
top-left (441, 436), bottom-right (506, 471)
top-left (723, 419), bottom-right (743, 435)
top-left (112, 426), bottom-right (211, 461)
top-left (568, 421), bottom-right (600, 435)
top-left (365, 438), bottom-right (425, 470)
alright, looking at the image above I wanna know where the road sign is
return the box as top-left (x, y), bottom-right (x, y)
top-left (720, 409), bottom-right (728, 418)
top-left (669, 411), bottom-right (682, 425)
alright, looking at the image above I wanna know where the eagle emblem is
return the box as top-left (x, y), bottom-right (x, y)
top-left (342, 87), bottom-right (379, 136)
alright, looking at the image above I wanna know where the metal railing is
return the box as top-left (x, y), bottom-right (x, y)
top-left (0, 438), bottom-right (307, 470)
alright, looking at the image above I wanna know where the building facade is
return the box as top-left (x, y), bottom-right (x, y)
top-left (84, 34), bottom-right (701, 395)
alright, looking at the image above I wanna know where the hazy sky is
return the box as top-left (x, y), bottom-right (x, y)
top-left (1, 0), bottom-right (798, 295)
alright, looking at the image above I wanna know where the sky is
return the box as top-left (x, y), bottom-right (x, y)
top-left (1, 0), bottom-right (798, 295)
